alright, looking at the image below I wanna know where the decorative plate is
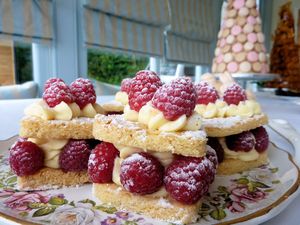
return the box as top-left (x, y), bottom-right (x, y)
top-left (0, 136), bottom-right (299, 225)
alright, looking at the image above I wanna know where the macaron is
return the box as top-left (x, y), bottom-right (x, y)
top-left (238, 7), bottom-right (249, 17)
top-left (226, 35), bottom-right (235, 44)
top-left (247, 51), bottom-right (258, 62)
top-left (247, 33), bottom-right (257, 43)
top-left (237, 33), bottom-right (247, 43)
top-left (227, 9), bottom-right (237, 18)
top-left (250, 8), bottom-right (258, 17)
top-left (247, 16), bottom-right (256, 25)
top-left (256, 17), bottom-right (262, 24)
top-left (246, 0), bottom-right (256, 8)
top-left (244, 42), bottom-right (254, 51)
top-left (215, 47), bottom-right (221, 56)
top-left (257, 32), bottom-right (265, 43)
top-left (212, 63), bottom-right (217, 72)
top-left (259, 52), bottom-right (266, 62)
top-left (240, 61), bottom-right (251, 72)
top-left (254, 24), bottom-right (262, 32)
top-left (237, 16), bottom-right (247, 26)
top-left (220, 38), bottom-right (226, 47)
top-left (234, 0), bottom-right (245, 9)
top-left (253, 62), bottom-right (262, 72)
top-left (226, 18), bottom-right (235, 28)
top-left (254, 43), bottom-right (262, 51)
top-left (217, 54), bottom-right (224, 63)
top-left (222, 45), bottom-right (231, 53)
top-left (224, 53), bottom-right (234, 63)
top-left (262, 64), bottom-right (269, 73)
top-left (232, 43), bottom-right (243, 53)
top-left (227, 62), bottom-right (238, 73)
top-left (243, 23), bottom-right (254, 33)
top-left (231, 25), bottom-right (242, 36)
top-left (222, 28), bottom-right (230, 37)
top-left (235, 52), bottom-right (246, 62)
top-left (217, 63), bottom-right (226, 73)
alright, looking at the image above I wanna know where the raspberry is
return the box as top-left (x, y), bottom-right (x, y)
top-left (59, 140), bottom-right (91, 172)
top-left (152, 77), bottom-right (196, 121)
top-left (128, 70), bottom-right (162, 112)
top-left (251, 126), bottom-right (269, 153)
top-left (207, 137), bottom-right (224, 163)
top-left (206, 146), bottom-right (218, 169)
top-left (223, 83), bottom-right (247, 105)
top-left (226, 131), bottom-right (255, 152)
top-left (44, 78), bottom-right (64, 90)
top-left (70, 78), bottom-right (96, 109)
top-left (164, 156), bottom-right (214, 204)
top-left (120, 153), bottom-right (164, 195)
top-left (88, 142), bottom-right (119, 183)
top-left (120, 78), bottom-right (132, 94)
top-left (9, 139), bottom-right (44, 176)
top-left (43, 82), bottom-right (74, 108)
top-left (195, 82), bottom-right (219, 105)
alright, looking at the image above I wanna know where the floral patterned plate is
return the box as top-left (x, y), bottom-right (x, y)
top-left (0, 136), bottom-right (299, 225)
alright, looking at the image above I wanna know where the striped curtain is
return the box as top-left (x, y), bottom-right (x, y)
top-left (166, 0), bottom-right (223, 65)
top-left (83, 0), bottom-right (169, 56)
top-left (0, 0), bottom-right (53, 44)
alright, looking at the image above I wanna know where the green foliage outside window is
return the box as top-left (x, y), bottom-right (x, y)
top-left (88, 49), bottom-right (148, 85)
top-left (14, 43), bottom-right (33, 84)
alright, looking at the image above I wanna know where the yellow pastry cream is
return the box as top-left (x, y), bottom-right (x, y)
top-left (24, 100), bottom-right (104, 120)
top-left (218, 137), bottom-right (259, 161)
top-left (115, 91), bottom-right (129, 105)
top-left (195, 99), bottom-right (261, 119)
top-left (124, 102), bottom-right (202, 132)
top-left (28, 138), bottom-right (68, 168)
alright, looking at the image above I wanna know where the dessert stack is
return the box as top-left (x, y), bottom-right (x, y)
top-left (195, 73), bottom-right (269, 174)
top-left (212, 0), bottom-right (269, 74)
top-left (89, 71), bottom-right (218, 224)
top-left (10, 78), bottom-right (105, 190)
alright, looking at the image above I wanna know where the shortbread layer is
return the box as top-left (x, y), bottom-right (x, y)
top-left (17, 167), bottom-right (90, 190)
top-left (203, 113), bottom-right (268, 137)
top-left (93, 114), bottom-right (207, 157)
top-left (217, 152), bottom-right (268, 175)
top-left (20, 116), bottom-right (94, 139)
top-left (93, 183), bottom-right (201, 224)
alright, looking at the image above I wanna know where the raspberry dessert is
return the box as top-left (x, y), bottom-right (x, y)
top-left (91, 71), bottom-right (216, 224)
top-left (195, 73), bottom-right (269, 174)
top-left (13, 77), bottom-right (109, 190)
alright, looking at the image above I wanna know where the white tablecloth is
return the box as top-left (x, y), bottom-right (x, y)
top-left (0, 93), bottom-right (299, 225)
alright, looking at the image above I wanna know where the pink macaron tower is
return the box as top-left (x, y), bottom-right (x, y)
top-left (212, 0), bottom-right (269, 74)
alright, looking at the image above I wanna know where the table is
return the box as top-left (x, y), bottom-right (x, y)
top-left (0, 93), bottom-right (299, 225)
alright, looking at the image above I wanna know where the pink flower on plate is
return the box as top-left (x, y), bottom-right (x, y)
top-left (229, 186), bottom-right (266, 204)
top-left (4, 191), bottom-right (50, 211)
top-left (227, 201), bottom-right (245, 213)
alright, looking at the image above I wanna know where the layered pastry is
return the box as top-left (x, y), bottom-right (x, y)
top-left (194, 73), bottom-right (269, 174)
top-left (212, 0), bottom-right (269, 74)
top-left (89, 71), bottom-right (217, 224)
top-left (10, 78), bottom-right (103, 190)
top-left (100, 78), bottom-right (132, 114)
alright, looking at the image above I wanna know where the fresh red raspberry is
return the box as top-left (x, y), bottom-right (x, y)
top-left (223, 83), bottom-right (247, 105)
top-left (226, 131), bottom-right (255, 152)
top-left (164, 156), bottom-right (214, 204)
top-left (9, 139), bottom-right (44, 176)
top-left (251, 126), bottom-right (269, 153)
top-left (88, 142), bottom-right (119, 183)
top-left (120, 78), bottom-right (132, 94)
top-left (70, 78), bottom-right (96, 109)
top-left (207, 137), bottom-right (224, 163)
top-left (120, 153), bottom-right (164, 195)
top-left (206, 146), bottom-right (218, 169)
top-left (195, 82), bottom-right (219, 105)
top-left (44, 78), bottom-right (64, 90)
top-left (128, 70), bottom-right (162, 112)
top-left (59, 140), bottom-right (91, 172)
top-left (43, 82), bottom-right (74, 108)
top-left (152, 77), bottom-right (196, 121)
